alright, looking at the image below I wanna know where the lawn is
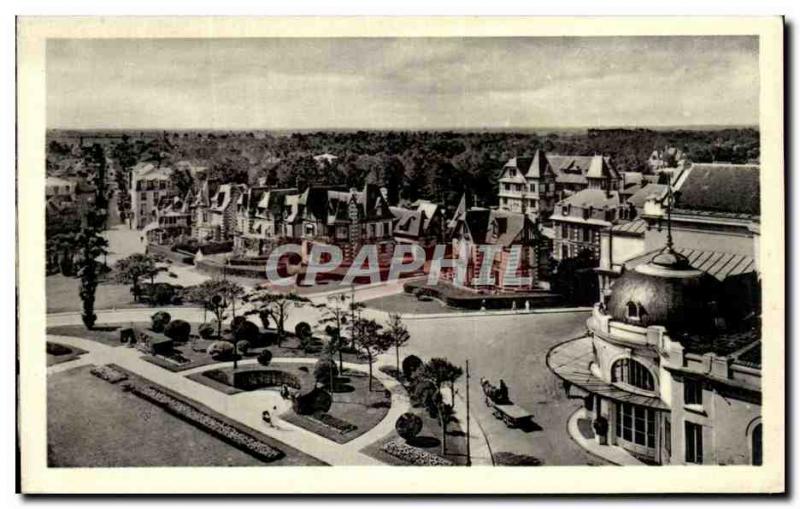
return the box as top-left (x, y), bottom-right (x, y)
top-left (190, 362), bottom-right (392, 444)
top-left (46, 342), bottom-right (88, 367)
top-left (47, 365), bottom-right (324, 467)
top-left (362, 293), bottom-right (460, 315)
top-left (46, 322), bottom-right (151, 347)
top-left (47, 274), bottom-right (144, 313)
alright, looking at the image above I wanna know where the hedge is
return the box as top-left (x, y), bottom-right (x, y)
top-left (402, 280), bottom-right (562, 310)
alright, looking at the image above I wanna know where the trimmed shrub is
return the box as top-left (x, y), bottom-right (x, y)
top-left (395, 412), bottom-right (423, 442)
top-left (236, 340), bottom-right (251, 356)
top-left (292, 387), bottom-right (332, 415)
top-left (402, 354), bottom-right (423, 379)
top-left (257, 349), bottom-right (273, 367)
top-left (233, 320), bottom-right (259, 343)
top-left (150, 311), bottom-right (172, 333)
top-left (314, 357), bottom-right (339, 387)
top-left (230, 316), bottom-right (247, 332)
top-left (198, 322), bottom-right (215, 339)
top-left (164, 319), bottom-right (191, 342)
top-left (295, 321), bottom-right (312, 338)
top-left (207, 341), bottom-right (235, 360)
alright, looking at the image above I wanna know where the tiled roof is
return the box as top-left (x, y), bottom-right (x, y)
top-left (675, 163), bottom-right (760, 216)
top-left (624, 247), bottom-right (755, 281)
top-left (611, 218), bottom-right (647, 236)
top-left (558, 188), bottom-right (622, 209)
top-left (627, 183), bottom-right (667, 209)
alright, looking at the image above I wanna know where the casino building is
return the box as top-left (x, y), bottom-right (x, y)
top-left (547, 197), bottom-right (762, 465)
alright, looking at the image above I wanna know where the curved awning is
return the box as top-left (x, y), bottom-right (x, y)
top-left (547, 336), bottom-right (669, 410)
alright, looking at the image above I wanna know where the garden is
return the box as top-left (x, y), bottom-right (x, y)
top-left (189, 358), bottom-right (392, 445)
top-left (361, 355), bottom-right (469, 466)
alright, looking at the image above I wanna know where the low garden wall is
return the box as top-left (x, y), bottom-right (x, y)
top-left (403, 280), bottom-right (563, 310)
top-left (146, 243), bottom-right (196, 264)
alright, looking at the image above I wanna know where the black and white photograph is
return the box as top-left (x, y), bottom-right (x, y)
top-left (15, 15), bottom-right (785, 494)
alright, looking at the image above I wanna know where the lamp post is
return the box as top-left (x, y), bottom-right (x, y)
top-left (466, 359), bottom-right (472, 467)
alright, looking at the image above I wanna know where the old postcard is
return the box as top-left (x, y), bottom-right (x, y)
top-left (17, 16), bottom-right (785, 494)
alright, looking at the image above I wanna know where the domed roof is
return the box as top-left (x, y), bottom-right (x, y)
top-left (606, 247), bottom-right (722, 334)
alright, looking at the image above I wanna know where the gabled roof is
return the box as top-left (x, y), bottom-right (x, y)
top-left (558, 188), bottom-right (622, 209)
top-left (587, 155), bottom-right (620, 180)
top-left (627, 183), bottom-right (667, 209)
top-left (502, 150), bottom-right (555, 179)
top-left (675, 163), bottom-right (760, 217)
top-left (456, 207), bottom-right (531, 246)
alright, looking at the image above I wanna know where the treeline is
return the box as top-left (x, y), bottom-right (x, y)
top-left (47, 127), bottom-right (759, 210)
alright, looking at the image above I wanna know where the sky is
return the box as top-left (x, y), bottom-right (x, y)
top-left (46, 36), bottom-right (759, 130)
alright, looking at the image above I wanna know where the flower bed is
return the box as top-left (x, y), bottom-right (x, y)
top-left (129, 383), bottom-right (284, 462)
top-left (310, 413), bottom-right (357, 435)
top-left (90, 365), bottom-right (128, 384)
top-left (381, 440), bottom-right (453, 466)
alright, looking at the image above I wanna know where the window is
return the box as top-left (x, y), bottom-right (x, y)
top-left (612, 358), bottom-right (655, 392)
top-left (616, 403), bottom-right (656, 448)
top-left (685, 422), bottom-right (703, 464)
top-left (561, 225), bottom-right (568, 239)
top-left (684, 379), bottom-right (703, 406)
top-left (626, 301), bottom-right (640, 319)
top-left (665, 417), bottom-right (672, 457)
top-left (752, 424), bottom-right (762, 466)
top-left (582, 228), bottom-right (590, 242)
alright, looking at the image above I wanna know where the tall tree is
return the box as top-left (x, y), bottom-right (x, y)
top-left (244, 290), bottom-right (310, 347)
top-left (415, 357), bottom-right (464, 454)
top-left (352, 317), bottom-right (389, 392)
top-left (384, 313), bottom-right (411, 373)
top-left (316, 293), bottom-right (351, 372)
top-left (75, 210), bottom-right (108, 329)
top-left (113, 253), bottom-right (160, 303)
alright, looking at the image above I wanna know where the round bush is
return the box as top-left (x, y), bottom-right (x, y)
top-left (395, 412), bottom-right (423, 442)
top-left (402, 354), bottom-right (423, 379)
top-left (233, 320), bottom-right (259, 343)
top-left (237, 340), bottom-right (251, 356)
top-left (295, 321), bottom-right (312, 338)
top-left (292, 387), bottom-right (332, 415)
top-left (198, 322), bottom-right (215, 339)
top-left (230, 316), bottom-right (247, 331)
top-left (207, 341), bottom-right (235, 360)
top-left (257, 349), bottom-right (273, 367)
top-left (314, 357), bottom-right (339, 387)
top-left (151, 311), bottom-right (172, 333)
top-left (164, 319), bottom-right (191, 342)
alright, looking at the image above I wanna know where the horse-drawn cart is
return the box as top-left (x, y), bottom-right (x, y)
top-left (481, 377), bottom-right (533, 428)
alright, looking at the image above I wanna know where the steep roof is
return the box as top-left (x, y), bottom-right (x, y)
top-left (503, 150), bottom-right (554, 179)
top-left (627, 183), bottom-right (667, 209)
top-left (675, 163), bottom-right (760, 217)
top-left (558, 188), bottom-right (622, 209)
top-left (587, 155), bottom-right (620, 180)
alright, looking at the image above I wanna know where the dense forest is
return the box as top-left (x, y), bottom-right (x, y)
top-left (47, 127), bottom-right (759, 209)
